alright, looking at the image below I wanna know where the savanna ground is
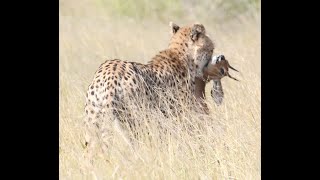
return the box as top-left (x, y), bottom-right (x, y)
top-left (59, 0), bottom-right (261, 179)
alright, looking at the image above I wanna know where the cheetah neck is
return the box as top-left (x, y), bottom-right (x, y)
top-left (148, 47), bottom-right (191, 69)
top-left (134, 45), bottom-right (195, 89)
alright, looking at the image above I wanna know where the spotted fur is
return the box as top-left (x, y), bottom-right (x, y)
top-left (84, 23), bottom-right (214, 147)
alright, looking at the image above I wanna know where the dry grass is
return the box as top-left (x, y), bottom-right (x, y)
top-left (59, 0), bottom-right (260, 179)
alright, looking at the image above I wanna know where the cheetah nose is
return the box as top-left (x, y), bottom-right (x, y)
top-left (219, 55), bottom-right (225, 61)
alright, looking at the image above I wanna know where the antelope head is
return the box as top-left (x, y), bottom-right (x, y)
top-left (203, 54), bottom-right (239, 105)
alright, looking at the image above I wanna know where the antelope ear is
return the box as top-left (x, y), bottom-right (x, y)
top-left (169, 22), bottom-right (180, 35)
top-left (211, 80), bottom-right (224, 105)
top-left (190, 23), bottom-right (205, 41)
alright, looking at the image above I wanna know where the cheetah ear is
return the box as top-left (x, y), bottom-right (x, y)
top-left (211, 80), bottom-right (224, 105)
top-left (169, 21), bottom-right (180, 35)
top-left (190, 24), bottom-right (205, 41)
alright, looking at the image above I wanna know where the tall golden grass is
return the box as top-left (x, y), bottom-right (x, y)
top-left (59, 0), bottom-right (260, 179)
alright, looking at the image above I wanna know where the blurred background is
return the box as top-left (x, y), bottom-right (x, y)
top-left (60, 0), bottom-right (260, 179)
top-left (59, 0), bottom-right (260, 23)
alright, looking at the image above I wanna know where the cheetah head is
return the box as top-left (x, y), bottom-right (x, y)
top-left (169, 22), bottom-right (214, 78)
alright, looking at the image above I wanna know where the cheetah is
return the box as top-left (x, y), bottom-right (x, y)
top-left (85, 22), bottom-right (214, 122)
top-left (84, 22), bottom-right (216, 149)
